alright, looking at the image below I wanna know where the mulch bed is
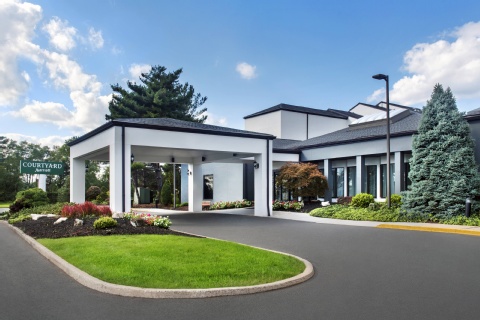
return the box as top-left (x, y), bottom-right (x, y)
top-left (13, 217), bottom-right (199, 239)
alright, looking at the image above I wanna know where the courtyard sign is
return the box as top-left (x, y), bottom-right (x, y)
top-left (20, 160), bottom-right (65, 175)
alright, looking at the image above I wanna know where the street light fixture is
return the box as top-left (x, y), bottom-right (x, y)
top-left (372, 73), bottom-right (391, 208)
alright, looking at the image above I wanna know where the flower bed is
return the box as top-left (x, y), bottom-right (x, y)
top-left (209, 199), bottom-right (253, 210)
top-left (124, 212), bottom-right (172, 229)
top-left (272, 200), bottom-right (304, 211)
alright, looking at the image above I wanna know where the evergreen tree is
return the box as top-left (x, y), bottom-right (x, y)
top-left (402, 84), bottom-right (480, 218)
top-left (105, 65), bottom-right (207, 122)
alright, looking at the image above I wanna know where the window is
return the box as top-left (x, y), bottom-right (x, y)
top-left (404, 162), bottom-right (411, 190)
top-left (203, 174), bottom-right (213, 199)
top-left (347, 167), bottom-right (356, 196)
top-left (366, 165), bottom-right (377, 197)
top-left (332, 168), bottom-right (344, 198)
top-left (380, 164), bottom-right (395, 198)
top-left (274, 172), bottom-right (293, 201)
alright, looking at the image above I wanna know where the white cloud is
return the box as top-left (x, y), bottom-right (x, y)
top-left (1, 133), bottom-right (68, 147)
top-left (372, 21), bottom-right (480, 107)
top-left (236, 62), bottom-right (257, 80)
top-left (0, 0), bottom-right (111, 132)
top-left (203, 112), bottom-right (228, 127)
top-left (367, 88), bottom-right (385, 103)
top-left (129, 64), bottom-right (151, 80)
top-left (42, 16), bottom-right (77, 51)
top-left (0, 0), bottom-right (42, 106)
top-left (88, 27), bottom-right (104, 49)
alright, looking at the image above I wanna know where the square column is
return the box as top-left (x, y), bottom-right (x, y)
top-left (394, 152), bottom-right (404, 194)
top-left (188, 163), bottom-right (203, 212)
top-left (355, 155), bottom-right (365, 195)
top-left (70, 158), bottom-right (85, 203)
top-left (109, 127), bottom-right (125, 213)
top-left (324, 159), bottom-right (333, 202)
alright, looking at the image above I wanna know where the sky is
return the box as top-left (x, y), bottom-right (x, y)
top-left (1, 0), bottom-right (480, 147)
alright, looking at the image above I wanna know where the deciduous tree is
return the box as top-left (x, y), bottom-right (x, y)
top-left (276, 162), bottom-right (328, 200)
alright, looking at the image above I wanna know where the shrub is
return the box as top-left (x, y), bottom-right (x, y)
top-left (9, 188), bottom-right (50, 213)
top-left (161, 180), bottom-right (172, 206)
top-left (390, 194), bottom-right (402, 208)
top-left (177, 202), bottom-right (188, 207)
top-left (337, 196), bottom-right (352, 205)
top-left (86, 186), bottom-right (102, 201)
top-left (272, 200), bottom-right (304, 211)
top-left (123, 212), bottom-right (172, 229)
top-left (61, 202), bottom-right (112, 219)
top-left (209, 199), bottom-right (253, 210)
top-left (351, 193), bottom-right (374, 208)
top-left (93, 217), bottom-right (117, 229)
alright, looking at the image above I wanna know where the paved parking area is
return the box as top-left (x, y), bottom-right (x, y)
top-left (1, 213), bottom-right (480, 320)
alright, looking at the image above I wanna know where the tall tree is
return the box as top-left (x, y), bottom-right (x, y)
top-left (105, 65), bottom-right (207, 122)
top-left (402, 84), bottom-right (480, 218)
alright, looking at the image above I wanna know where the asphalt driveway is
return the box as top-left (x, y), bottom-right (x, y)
top-left (1, 213), bottom-right (480, 320)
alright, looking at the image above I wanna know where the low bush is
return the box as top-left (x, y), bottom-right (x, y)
top-left (93, 217), bottom-right (117, 229)
top-left (123, 212), bottom-right (172, 229)
top-left (351, 193), bottom-right (374, 208)
top-left (337, 196), bottom-right (352, 205)
top-left (7, 202), bottom-right (69, 224)
top-left (61, 202), bottom-right (112, 219)
top-left (209, 199), bottom-right (253, 210)
top-left (9, 188), bottom-right (50, 213)
top-left (86, 186), bottom-right (102, 201)
top-left (390, 194), bottom-right (402, 208)
top-left (272, 200), bottom-right (304, 211)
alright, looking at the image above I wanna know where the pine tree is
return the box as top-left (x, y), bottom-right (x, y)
top-left (105, 65), bottom-right (207, 122)
top-left (402, 84), bottom-right (480, 218)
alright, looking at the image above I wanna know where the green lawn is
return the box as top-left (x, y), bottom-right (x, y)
top-left (0, 202), bottom-right (10, 208)
top-left (38, 235), bottom-right (305, 289)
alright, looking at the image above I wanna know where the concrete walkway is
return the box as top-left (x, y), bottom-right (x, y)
top-left (133, 207), bottom-right (480, 237)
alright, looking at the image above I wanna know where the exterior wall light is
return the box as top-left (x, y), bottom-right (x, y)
top-left (187, 169), bottom-right (192, 176)
top-left (253, 161), bottom-right (259, 169)
top-left (131, 154), bottom-right (135, 163)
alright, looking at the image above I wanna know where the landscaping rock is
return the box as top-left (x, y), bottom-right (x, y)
top-left (74, 219), bottom-right (83, 227)
top-left (112, 212), bottom-right (124, 218)
top-left (321, 201), bottom-right (330, 207)
top-left (54, 217), bottom-right (68, 225)
top-left (31, 214), bottom-right (60, 221)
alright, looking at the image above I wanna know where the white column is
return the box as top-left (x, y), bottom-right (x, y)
top-left (70, 158), bottom-right (85, 203)
top-left (355, 155), bottom-right (364, 195)
top-left (253, 140), bottom-right (272, 217)
top-left (324, 159), bottom-right (333, 201)
top-left (109, 127), bottom-right (124, 213)
top-left (37, 174), bottom-right (47, 192)
top-left (188, 163), bottom-right (203, 212)
top-left (394, 152), bottom-right (404, 195)
top-left (181, 164), bottom-right (188, 203)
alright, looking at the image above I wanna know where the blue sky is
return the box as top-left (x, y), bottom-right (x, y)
top-left (2, 0), bottom-right (480, 146)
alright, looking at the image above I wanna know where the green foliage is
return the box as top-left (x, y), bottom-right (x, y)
top-left (403, 84), bottom-right (480, 218)
top-left (209, 199), bottom-right (253, 210)
top-left (7, 202), bottom-right (69, 223)
top-left (272, 200), bottom-right (304, 211)
top-left (351, 193), bottom-right (374, 208)
top-left (106, 65), bottom-right (207, 123)
top-left (10, 188), bottom-right (49, 213)
top-left (390, 194), bottom-right (402, 208)
top-left (160, 179), bottom-right (173, 206)
top-left (8, 214), bottom-right (32, 224)
top-left (86, 186), bottom-right (101, 201)
top-left (310, 204), bottom-right (422, 223)
top-left (93, 217), bottom-right (118, 229)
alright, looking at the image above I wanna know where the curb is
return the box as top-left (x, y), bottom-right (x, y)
top-left (3, 221), bottom-right (314, 299)
top-left (377, 224), bottom-right (480, 237)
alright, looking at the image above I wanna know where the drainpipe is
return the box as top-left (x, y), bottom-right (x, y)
top-left (121, 125), bottom-right (125, 212)
top-left (267, 139), bottom-right (271, 217)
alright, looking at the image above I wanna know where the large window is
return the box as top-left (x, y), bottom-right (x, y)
top-left (380, 164), bottom-right (395, 198)
top-left (347, 167), bottom-right (356, 196)
top-left (273, 172), bottom-right (293, 201)
top-left (332, 168), bottom-right (344, 198)
top-left (366, 165), bottom-right (377, 197)
top-left (203, 174), bottom-right (213, 200)
top-left (404, 162), bottom-right (411, 190)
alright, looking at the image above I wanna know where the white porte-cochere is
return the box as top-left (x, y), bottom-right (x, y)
top-left (69, 118), bottom-right (275, 217)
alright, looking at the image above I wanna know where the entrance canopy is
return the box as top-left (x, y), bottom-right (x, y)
top-left (68, 118), bottom-right (275, 216)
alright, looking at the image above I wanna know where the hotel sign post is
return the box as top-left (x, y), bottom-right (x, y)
top-left (20, 160), bottom-right (65, 176)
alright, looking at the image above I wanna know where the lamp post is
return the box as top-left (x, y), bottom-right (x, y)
top-left (372, 73), bottom-right (391, 208)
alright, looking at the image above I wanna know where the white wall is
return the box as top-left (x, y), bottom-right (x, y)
top-left (245, 112), bottom-right (282, 137)
top-left (280, 111), bottom-right (307, 140)
top-left (200, 163), bottom-right (244, 202)
top-left (308, 115), bottom-right (349, 139)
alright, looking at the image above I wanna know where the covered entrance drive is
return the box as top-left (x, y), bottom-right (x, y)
top-left (68, 118), bottom-right (275, 216)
